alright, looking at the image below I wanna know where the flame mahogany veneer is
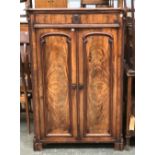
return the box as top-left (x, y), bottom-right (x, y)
top-left (27, 8), bottom-right (125, 151)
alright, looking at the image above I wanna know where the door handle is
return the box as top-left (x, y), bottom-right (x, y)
top-left (71, 84), bottom-right (84, 90)
top-left (78, 84), bottom-right (84, 90)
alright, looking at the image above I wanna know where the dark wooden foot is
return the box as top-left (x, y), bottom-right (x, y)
top-left (114, 138), bottom-right (124, 150)
top-left (33, 138), bottom-right (43, 151)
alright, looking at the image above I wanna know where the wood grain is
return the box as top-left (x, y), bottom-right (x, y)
top-left (84, 33), bottom-right (113, 135)
top-left (41, 35), bottom-right (71, 135)
top-left (35, 14), bottom-right (117, 24)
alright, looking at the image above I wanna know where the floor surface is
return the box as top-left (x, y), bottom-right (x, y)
top-left (20, 114), bottom-right (135, 155)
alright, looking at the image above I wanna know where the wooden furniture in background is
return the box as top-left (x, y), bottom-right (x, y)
top-left (27, 8), bottom-right (125, 151)
top-left (124, 0), bottom-right (135, 69)
top-left (123, 0), bottom-right (135, 148)
top-left (20, 32), bottom-right (33, 133)
top-left (20, 32), bottom-right (32, 91)
top-left (20, 32), bottom-right (31, 133)
top-left (81, 0), bottom-right (112, 7)
top-left (20, 22), bottom-right (29, 32)
top-left (125, 67), bottom-right (135, 148)
top-left (20, 56), bottom-right (31, 133)
top-left (35, 0), bottom-right (67, 8)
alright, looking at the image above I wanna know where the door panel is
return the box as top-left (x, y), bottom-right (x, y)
top-left (40, 32), bottom-right (74, 137)
top-left (35, 0), bottom-right (67, 8)
top-left (79, 30), bottom-right (114, 138)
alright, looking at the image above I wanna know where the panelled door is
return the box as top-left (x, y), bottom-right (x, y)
top-left (78, 28), bottom-right (118, 141)
top-left (38, 29), bottom-right (78, 141)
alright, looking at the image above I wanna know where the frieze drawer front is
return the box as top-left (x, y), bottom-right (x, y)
top-left (27, 8), bottom-right (124, 151)
top-left (33, 11), bottom-right (119, 25)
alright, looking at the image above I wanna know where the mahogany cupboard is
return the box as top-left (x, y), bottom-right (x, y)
top-left (27, 8), bottom-right (125, 151)
top-left (35, 0), bottom-right (67, 8)
top-left (20, 22), bottom-right (28, 32)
